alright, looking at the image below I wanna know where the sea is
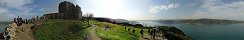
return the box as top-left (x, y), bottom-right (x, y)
top-left (0, 22), bottom-right (10, 33)
top-left (136, 20), bottom-right (244, 40)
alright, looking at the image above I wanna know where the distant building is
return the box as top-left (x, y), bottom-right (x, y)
top-left (43, 1), bottom-right (82, 20)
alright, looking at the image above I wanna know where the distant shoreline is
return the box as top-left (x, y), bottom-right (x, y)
top-left (0, 22), bottom-right (10, 33)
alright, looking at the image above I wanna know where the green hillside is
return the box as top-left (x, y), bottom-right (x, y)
top-left (33, 19), bottom-right (191, 40)
top-left (34, 19), bottom-right (143, 40)
top-left (34, 19), bottom-right (90, 40)
top-left (89, 20), bottom-right (142, 40)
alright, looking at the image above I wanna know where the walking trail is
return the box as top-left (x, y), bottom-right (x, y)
top-left (8, 20), bottom-right (43, 40)
top-left (140, 32), bottom-right (167, 40)
top-left (88, 25), bottom-right (101, 40)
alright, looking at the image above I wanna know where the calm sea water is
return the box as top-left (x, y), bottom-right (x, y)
top-left (0, 22), bottom-right (10, 33)
top-left (136, 20), bottom-right (244, 40)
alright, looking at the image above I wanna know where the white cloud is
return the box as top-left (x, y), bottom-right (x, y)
top-left (191, 11), bottom-right (208, 19)
top-left (0, 8), bottom-right (9, 14)
top-left (0, 8), bottom-right (16, 21)
top-left (0, 0), bottom-right (40, 21)
top-left (0, 0), bottom-right (32, 8)
top-left (192, 0), bottom-right (244, 20)
top-left (149, 4), bottom-right (179, 14)
top-left (202, 0), bottom-right (224, 12)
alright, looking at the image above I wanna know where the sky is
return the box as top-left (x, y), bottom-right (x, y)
top-left (0, 0), bottom-right (244, 21)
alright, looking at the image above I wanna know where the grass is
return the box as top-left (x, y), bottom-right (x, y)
top-left (33, 19), bottom-right (191, 40)
top-left (90, 20), bottom-right (143, 40)
top-left (34, 19), bottom-right (90, 40)
top-left (34, 20), bottom-right (144, 40)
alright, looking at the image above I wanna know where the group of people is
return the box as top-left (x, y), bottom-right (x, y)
top-left (124, 26), bottom-right (167, 39)
top-left (2, 16), bottom-right (45, 40)
top-left (148, 27), bottom-right (165, 39)
top-left (124, 27), bottom-right (136, 34)
top-left (124, 26), bottom-right (145, 37)
top-left (12, 16), bottom-right (44, 26)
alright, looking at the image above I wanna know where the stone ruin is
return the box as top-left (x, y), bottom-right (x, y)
top-left (43, 1), bottom-right (82, 20)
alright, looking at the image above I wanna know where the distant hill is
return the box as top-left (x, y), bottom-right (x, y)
top-left (178, 19), bottom-right (244, 24)
top-left (113, 19), bottom-right (139, 24)
top-left (0, 22), bottom-right (11, 24)
top-left (155, 19), bottom-right (244, 25)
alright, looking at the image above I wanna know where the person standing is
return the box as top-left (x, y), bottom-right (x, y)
top-left (132, 29), bottom-right (135, 33)
top-left (140, 29), bottom-right (144, 36)
top-left (152, 28), bottom-right (156, 39)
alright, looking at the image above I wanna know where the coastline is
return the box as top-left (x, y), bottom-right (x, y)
top-left (0, 1), bottom-right (191, 40)
top-left (1, 23), bottom-right (18, 40)
top-left (1, 21), bottom-right (39, 40)
top-left (0, 19), bottom-right (192, 40)
top-left (0, 23), bottom-right (10, 33)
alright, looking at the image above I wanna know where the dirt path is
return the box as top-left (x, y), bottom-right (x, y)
top-left (11, 20), bottom-right (44, 40)
top-left (88, 25), bottom-right (101, 40)
top-left (14, 24), bottom-right (35, 40)
top-left (140, 33), bottom-right (167, 40)
top-left (140, 33), bottom-right (152, 40)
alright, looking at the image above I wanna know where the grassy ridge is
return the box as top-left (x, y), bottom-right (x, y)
top-left (34, 20), bottom-right (191, 40)
top-left (90, 20), bottom-right (143, 40)
top-left (34, 20), bottom-right (144, 40)
top-left (34, 19), bottom-right (90, 40)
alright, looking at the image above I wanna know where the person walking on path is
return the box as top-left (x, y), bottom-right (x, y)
top-left (132, 29), bottom-right (135, 33)
top-left (140, 29), bottom-right (144, 37)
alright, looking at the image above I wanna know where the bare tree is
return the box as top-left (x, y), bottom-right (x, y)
top-left (83, 13), bottom-right (94, 26)
top-left (83, 13), bottom-right (94, 20)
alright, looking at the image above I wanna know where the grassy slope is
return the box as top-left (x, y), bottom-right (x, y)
top-left (34, 20), bottom-right (191, 40)
top-left (34, 19), bottom-right (90, 40)
top-left (90, 20), bottom-right (191, 40)
top-left (89, 20), bottom-right (143, 40)
top-left (34, 20), bottom-right (144, 40)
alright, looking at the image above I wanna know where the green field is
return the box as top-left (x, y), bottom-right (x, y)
top-left (34, 20), bottom-right (144, 40)
top-left (89, 20), bottom-right (143, 40)
top-left (34, 19), bottom-right (90, 40)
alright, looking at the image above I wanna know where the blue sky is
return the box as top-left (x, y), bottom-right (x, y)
top-left (0, 0), bottom-right (244, 21)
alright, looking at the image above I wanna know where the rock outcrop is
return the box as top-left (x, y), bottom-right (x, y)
top-left (147, 26), bottom-right (192, 40)
top-left (2, 23), bottom-right (18, 40)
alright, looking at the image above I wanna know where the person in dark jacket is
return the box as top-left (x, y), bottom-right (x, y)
top-left (132, 29), bottom-right (135, 33)
top-left (140, 29), bottom-right (144, 36)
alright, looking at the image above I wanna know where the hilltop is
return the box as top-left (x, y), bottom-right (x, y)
top-left (32, 19), bottom-right (191, 40)
top-left (1, 1), bottom-right (191, 40)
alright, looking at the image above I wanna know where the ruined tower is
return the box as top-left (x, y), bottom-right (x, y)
top-left (43, 1), bottom-right (82, 20)
top-left (58, 1), bottom-right (82, 20)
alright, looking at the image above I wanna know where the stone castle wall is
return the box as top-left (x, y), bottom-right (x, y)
top-left (43, 1), bottom-right (82, 20)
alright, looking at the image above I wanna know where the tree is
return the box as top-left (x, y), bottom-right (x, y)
top-left (83, 13), bottom-right (94, 26)
top-left (83, 13), bottom-right (94, 20)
